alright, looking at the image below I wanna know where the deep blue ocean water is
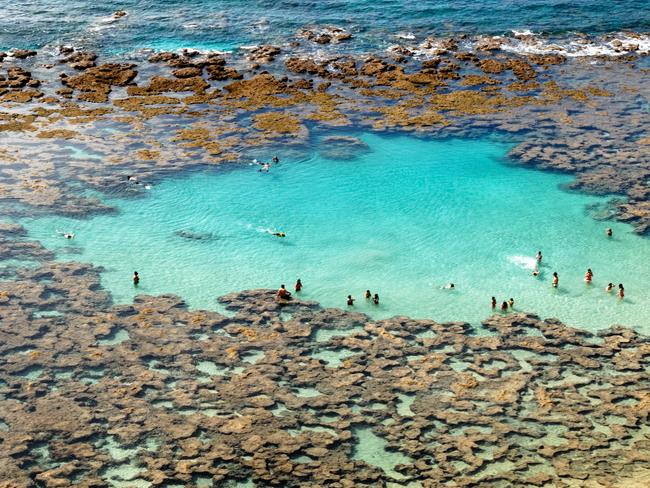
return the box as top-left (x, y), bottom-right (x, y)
top-left (1, 0), bottom-right (648, 53)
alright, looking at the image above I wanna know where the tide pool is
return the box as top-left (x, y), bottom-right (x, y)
top-left (20, 133), bottom-right (650, 331)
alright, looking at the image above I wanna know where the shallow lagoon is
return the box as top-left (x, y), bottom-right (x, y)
top-left (21, 133), bottom-right (650, 331)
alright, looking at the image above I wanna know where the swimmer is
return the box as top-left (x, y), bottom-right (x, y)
top-left (536, 251), bottom-right (542, 263)
top-left (584, 268), bottom-right (593, 284)
top-left (443, 283), bottom-right (455, 289)
top-left (508, 298), bottom-right (515, 309)
top-left (618, 283), bottom-right (625, 300)
top-left (347, 295), bottom-right (355, 306)
top-left (605, 282), bottom-right (614, 293)
top-left (532, 267), bottom-right (540, 277)
top-left (272, 155), bottom-right (279, 163)
top-left (606, 228), bottom-right (613, 237)
top-left (373, 293), bottom-right (379, 305)
top-left (500, 301), bottom-right (508, 311)
top-left (267, 230), bottom-right (286, 237)
top-left (491, 296), bottom-right (496, 309)
top-left (552, 272), bottom-right (559, 288)
top-left (127, 175), bottom-right (137, 182)
top-left (295, 279), bottom-right (302, 292)
top-left (56, 230), bottom-right (75, 239)
top-left (365, 290), bottom-right (372, 299)
top-left (277, 284), bottom-right (292, 300)
top-left (133, 271), bottom-right (139, 286)
top-left (259, 162), bottom-right (270, 172)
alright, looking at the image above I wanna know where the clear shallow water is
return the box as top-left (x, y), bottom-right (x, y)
top-left (20, 133), bottom-right (650, 331)
top-left (1, 0), bottom-right (648, 53)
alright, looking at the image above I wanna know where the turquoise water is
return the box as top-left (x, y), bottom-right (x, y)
top-left (20, 133), bottom-right (650, 331)
top-left (1, 1), bottom-right (648, 53)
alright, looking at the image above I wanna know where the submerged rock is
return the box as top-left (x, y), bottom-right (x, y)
top-left (174, 230), bottom-right (215, 241)
top-left (319, 136), bottom-right (371, 160)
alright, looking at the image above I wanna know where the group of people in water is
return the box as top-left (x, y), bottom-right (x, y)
top-left (347, 291), bottom-right (380, 306)
top-left (275, 280), bottom-right (381, 308)
top-left (254, 156), bottom-right (280, 173)
top-left (495, 227), bottom-right (625, 312)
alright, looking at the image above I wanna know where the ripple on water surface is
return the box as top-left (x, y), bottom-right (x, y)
top-left (21, 133), bottom-right (650, 331)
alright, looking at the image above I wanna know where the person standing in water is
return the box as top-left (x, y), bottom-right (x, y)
top-left (347, 295), bottom-right (355, 306)
top-left (294, 279), bottom-right (302, 293)
top-left (133, 271), bottom-right (139, 286)
top-left (536, 251), bottom-right (542, 263)
top-left (373, 293), bottom-right (379, 305)
top-left (584, 268), bottom-right (593, 284)
top-left (606, 283), bottom-right (614, 293)
top-left (365, 290), bottom-right (372, 300)
top-left (491, 297), bottom-right (497, 309)
top-left (500, 301), bottom-right (508, 311)
top-left (508, 298), bottom-right (515, 309)
top-left (552, 272), bottom-right (559, 288)
top-left (606, 228), bottom-right (613, 237)
top-left (618, 284), bottom-right (625, 300)
top-left (272, 156), bottom-right (279, 164)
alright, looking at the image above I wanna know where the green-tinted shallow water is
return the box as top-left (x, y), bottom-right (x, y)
top-left (20, 133), bottom-right (650, 331)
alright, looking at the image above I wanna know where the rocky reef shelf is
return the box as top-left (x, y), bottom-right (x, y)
top-left (0, 251), bottom-right (649, 485)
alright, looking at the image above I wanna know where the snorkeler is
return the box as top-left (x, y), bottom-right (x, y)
top-left (618, 284), bottom-right (625, 299)
top-left (584, 268), bottom-right (593, 284)
top-left (295, 279), bottom-right (302, 292)
top-left (277, 284), bottom-right (292, 300)
top-left (373, 293), bottom-right (379, 305)
top-left (605, 282), bottom-right (614, 293)
top-left (347, 295), bottom-right (355, 306)
top-left (56, 230), bottom-right (75, 239)
top-left (552, 272), bottom-right (559, 288)
top-left (491, 296), bottom-right (496, 309)
top-left (133, 271), bottom-right (139, 286)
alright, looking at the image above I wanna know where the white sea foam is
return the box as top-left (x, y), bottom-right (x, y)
top-left (395, 32), bottom-right (416, 40)
top-left (386, 31), bottom-right (649, 60)
top-left (511, 29), bottom-right (535, 38)
top-left (498, 32), bottom-right (650, 57)
top-left (87, 12), bottom-right (129, 33)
